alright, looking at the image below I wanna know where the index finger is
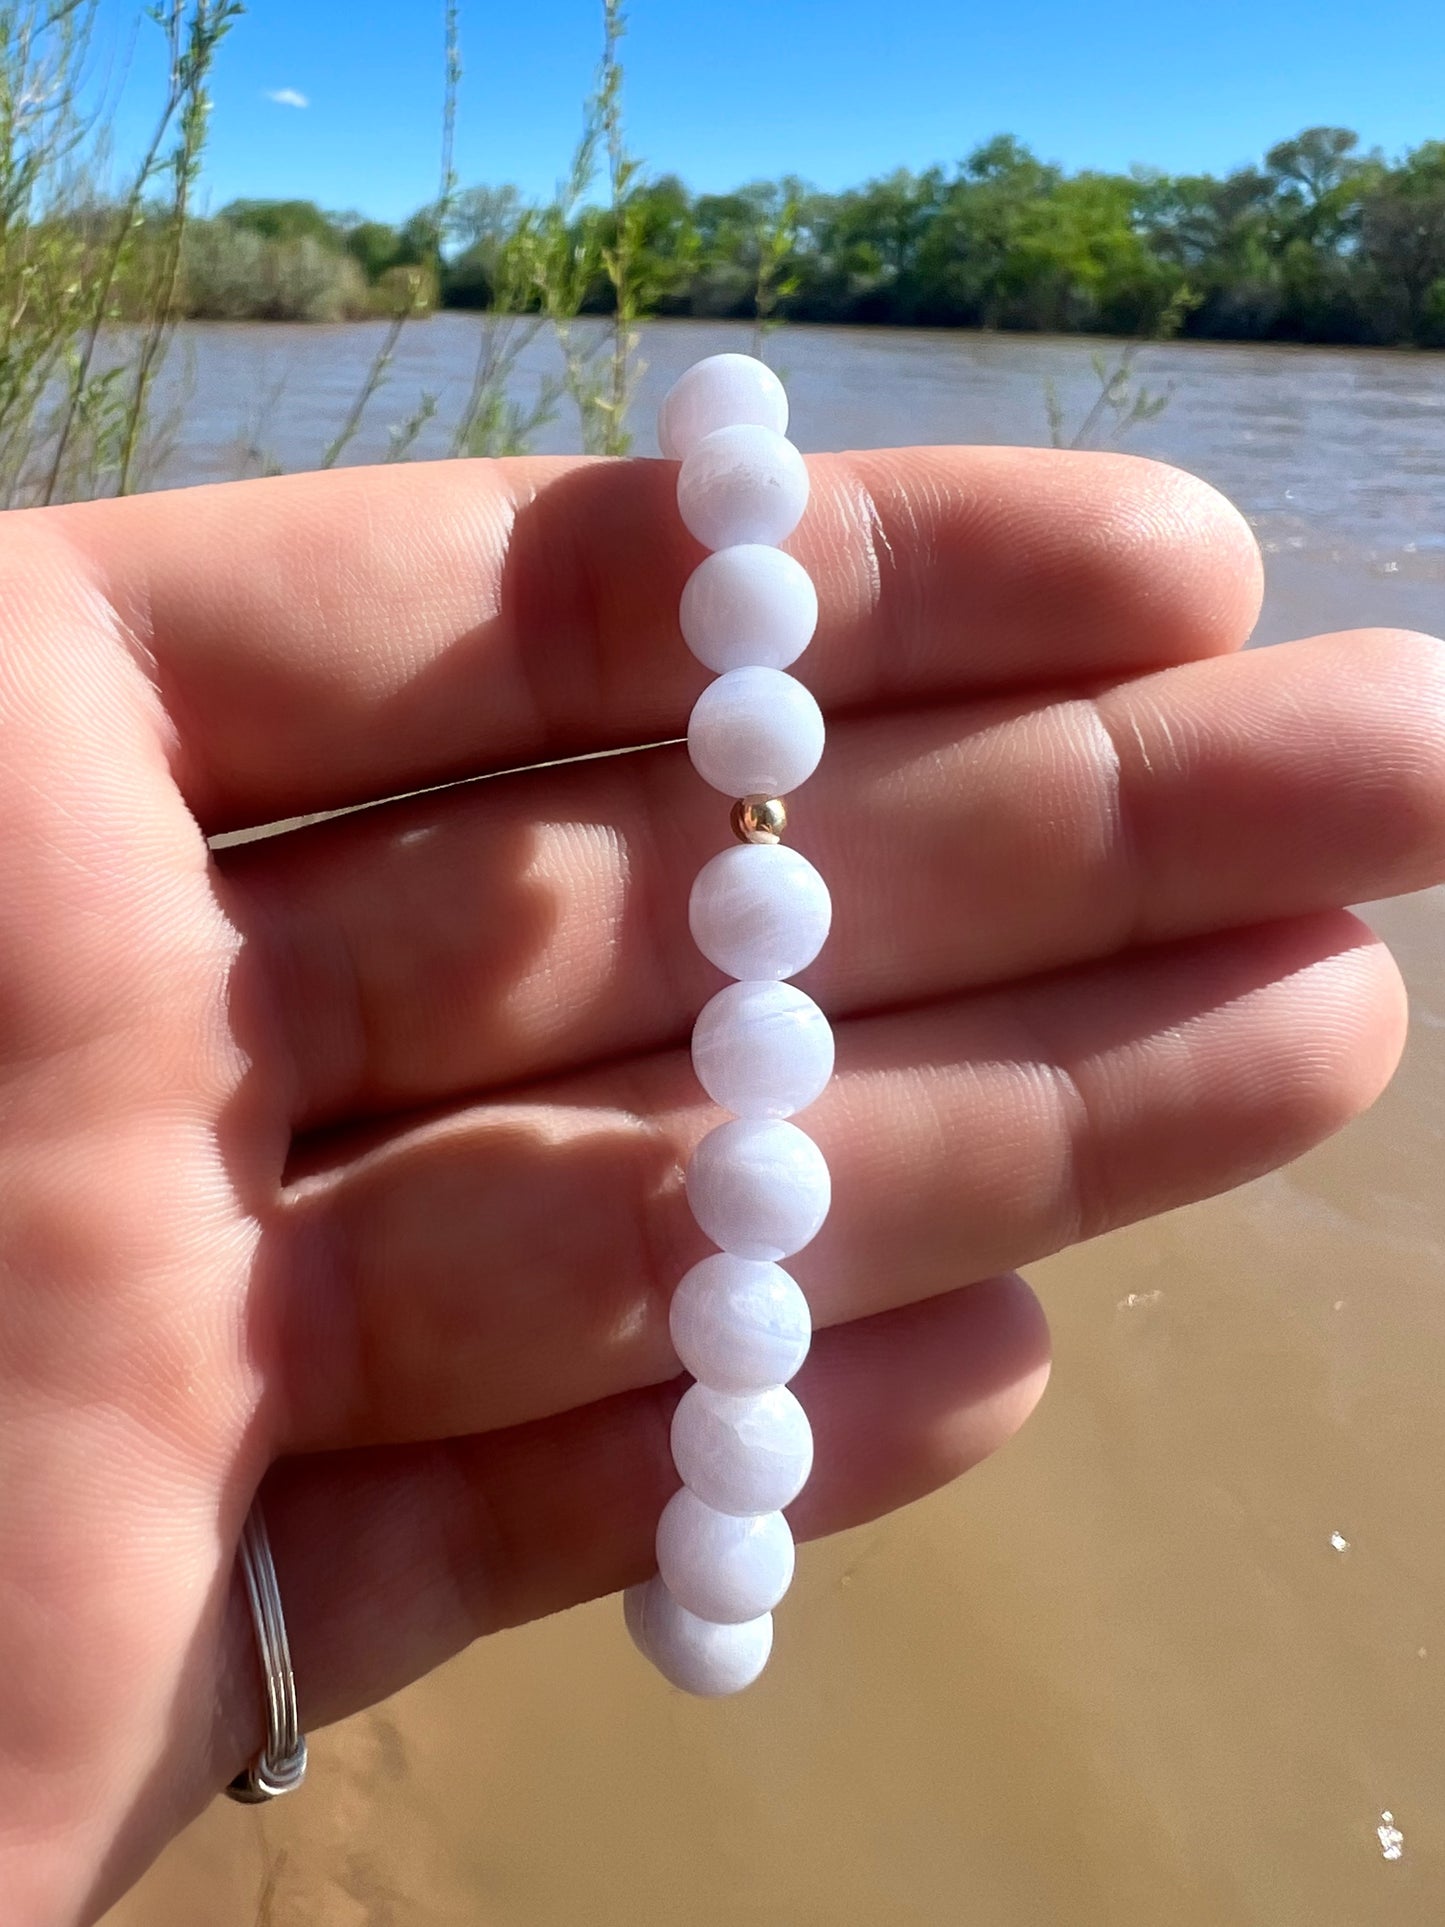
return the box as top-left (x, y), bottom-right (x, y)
top-left (32, 447), bottom-right (1261, 831)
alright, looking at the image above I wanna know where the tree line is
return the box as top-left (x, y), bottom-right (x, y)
top-left (206, 127), bottom-right (1445, 346)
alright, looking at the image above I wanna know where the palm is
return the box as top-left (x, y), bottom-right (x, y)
top-left (1, 449), bottom-right (1441, 1925)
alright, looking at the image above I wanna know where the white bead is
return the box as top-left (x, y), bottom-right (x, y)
top-left (686, 1118), bottom-right (831, 1261)
top-left (671, 1381), bottom-right (815, 1515)
top-left (677, 424), bottom-right (809, 551)
top-left (687, 667), bottom-right (824, 799)
top-left (689, 844), bottom-right (832, 982)
top-left (658, 353), bottom-right (789, 462)
top-left (624, 1576), bottom-right (773, 1695)
top-left (669, 1252), bottom-right (812, 1392)
top-left (692, 981), bottom-right (834, 1120)
top-left (679, 545), bottom-right (819, 673)
top-left (656, 1488), bottom-right (796, 1623)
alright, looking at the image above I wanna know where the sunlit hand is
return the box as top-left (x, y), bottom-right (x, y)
top-left (2, 450), bottom-right (1442, 1922)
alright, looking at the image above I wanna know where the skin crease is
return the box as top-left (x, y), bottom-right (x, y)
top-left (0, 447), bottom-right (1440, 1922)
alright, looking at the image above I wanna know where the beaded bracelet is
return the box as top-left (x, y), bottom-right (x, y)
top-left (624, 354), bottom-right (832, 1695)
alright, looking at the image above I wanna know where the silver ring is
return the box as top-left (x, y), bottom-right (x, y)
top-left (225, 1498), bottom-right (308, 1802)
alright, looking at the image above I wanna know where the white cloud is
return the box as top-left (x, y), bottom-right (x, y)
top-left (265, 87), bottom-right (308, 109)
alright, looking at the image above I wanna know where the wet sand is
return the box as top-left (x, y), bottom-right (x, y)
top-left (105, 322), bottom-right (1445, 1925)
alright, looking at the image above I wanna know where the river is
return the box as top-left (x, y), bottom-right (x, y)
top-left (107, 318), bottom-right (1445, 1926)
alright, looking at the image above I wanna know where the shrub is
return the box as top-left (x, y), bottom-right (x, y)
top-left (182, 225), bottom-right (370, 322)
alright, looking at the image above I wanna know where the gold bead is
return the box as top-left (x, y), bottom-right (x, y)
top-left (730, 795), bottom-right (788, 846)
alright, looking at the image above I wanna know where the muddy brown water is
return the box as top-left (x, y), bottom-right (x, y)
top-left (106, 321), bottom-right (1445, 1925)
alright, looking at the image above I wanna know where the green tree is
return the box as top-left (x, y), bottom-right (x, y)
top-left (345, 219), bottom-right (404, 283)
top-left (422, 125), bottom-right (1445, 353)
top-left (1358, 141), bottom-right (1445, 343)
top-left (1266, 126), bottom-right (1365, 230)
top-left (218, 198), bottom-right (340, 248)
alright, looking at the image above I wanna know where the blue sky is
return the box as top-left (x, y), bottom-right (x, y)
top-left (100, 0), bottom-right (1445, 223)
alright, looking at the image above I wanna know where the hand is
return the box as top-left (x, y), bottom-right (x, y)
top-left (2, 449), bottom-right (1441, 1921)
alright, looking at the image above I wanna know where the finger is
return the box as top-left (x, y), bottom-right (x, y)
top-left (276, 912), bottom-right (1402, 1452)
top-left (231, 627), bottom-right (1445, 1130)
top-left (37, 449), bottom-right (1261, 828)
top-left (221, 1274), bottom-right (1050, 1767)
